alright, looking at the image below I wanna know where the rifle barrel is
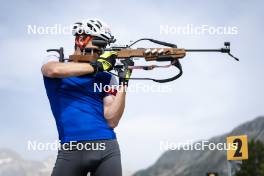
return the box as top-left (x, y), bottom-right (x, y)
top-left (186, 49), bottom-right (222, 52)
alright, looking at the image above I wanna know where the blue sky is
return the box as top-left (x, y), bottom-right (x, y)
top-left (0, 0), bottom-right (263, 173)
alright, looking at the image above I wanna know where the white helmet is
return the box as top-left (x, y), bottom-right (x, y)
top-left (72, 19), bottom-right (115, 44)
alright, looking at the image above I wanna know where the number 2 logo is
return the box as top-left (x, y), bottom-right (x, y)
top-left (233, 138), bottom-right (243, 157)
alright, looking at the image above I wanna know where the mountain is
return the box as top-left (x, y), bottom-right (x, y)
top-left (0, 149), bottom-right (55, 176)
top-left (133, 116), bottom-right (264, 176)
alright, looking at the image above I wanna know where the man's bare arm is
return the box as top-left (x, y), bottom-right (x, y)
top-left (41, 61), bottom-right (95, 78)
top-left (103, 86), bottom-right (127, 128)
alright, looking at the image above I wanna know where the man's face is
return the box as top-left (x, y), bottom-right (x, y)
top-left (84, 39), bottom-right (100, 50)
top-left (75, 35), bottom-right (101, 55)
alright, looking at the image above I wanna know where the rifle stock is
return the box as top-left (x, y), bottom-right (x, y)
top-left (69, 48), bottom-right (186, 62)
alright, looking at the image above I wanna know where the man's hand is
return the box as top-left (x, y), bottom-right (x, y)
top-left (118, 69), bottom-right (132, 86)
top-left (91, 51), bottom-right (117, 72)
top-left (118, 59), bottom-right (134, 86)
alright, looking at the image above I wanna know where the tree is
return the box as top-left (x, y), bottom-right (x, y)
top-left (235, 140), bottom-right (264, 176)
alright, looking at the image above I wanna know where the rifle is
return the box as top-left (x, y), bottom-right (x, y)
top-left (47, 38), bottom-right (238, 83)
